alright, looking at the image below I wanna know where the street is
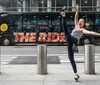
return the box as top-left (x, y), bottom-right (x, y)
top-left (1, 46), bottom-right (100, 55)
top-left (1, 46), bottom-right (100, 65)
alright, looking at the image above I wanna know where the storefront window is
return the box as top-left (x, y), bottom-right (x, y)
top-left (56, 0), bottom-right (67, 11)
top-left (0, 0), bottom-right (99, 12)
top-left (81, 0), bottom-right (92, 11)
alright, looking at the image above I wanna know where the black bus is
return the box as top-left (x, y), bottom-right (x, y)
top-left (0, 12), bottom-right (100, 45)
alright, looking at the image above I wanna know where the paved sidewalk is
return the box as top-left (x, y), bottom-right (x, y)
top-left (0, 62), bottom-right (100, 85)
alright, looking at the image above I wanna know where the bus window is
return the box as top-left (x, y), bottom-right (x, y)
top-left (0, 13), bottom-right (10, 33)
top-left (87, 26), bottom-right (93, 31)
top-left (23, 14), bottom-right (37, 32)
top-left (66, 13), bottom-right (74, 25)
top-left (95, 14), bottom-right (100, 25)
top-left (94, 26), bottom-right (100, 33)
top-left (37, 15), bottom-right (51, 32)
top-left (51, 16), bottom-right (61, 32)
top-left (86, 14), bottom-right (94, 25)
top-left (93, 26), bottom-right (100, 43)
top-left (9, 14), bottom-right (22, 32)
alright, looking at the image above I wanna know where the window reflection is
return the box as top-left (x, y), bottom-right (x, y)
top-left (66, 14), bottom-right (74, 25)
top-left (9, 14), bottom-right (22, 32)
top-left (94, 26), bottom-right (100, 33)
top-left (95, 14), bottom-right (100, 25)
top-left (0, 0), bottom-right (98, 12)
top-left (38, 16), bottom-right (51, 32)
top-left (23, 15), bottom-right (37, 32)
top-left (51, 16), bottom-right (61, 32)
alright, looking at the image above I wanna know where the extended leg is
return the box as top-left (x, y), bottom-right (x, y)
top-left (61, 6), bottom-right (80, 82)
top-left (61, 16), bottom-right (72, 41)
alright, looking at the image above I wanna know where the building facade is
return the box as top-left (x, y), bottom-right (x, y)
top-left (0, 0), bottom-right (100, 12)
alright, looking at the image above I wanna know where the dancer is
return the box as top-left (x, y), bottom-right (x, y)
top-left (60, 5), bottom-right (100, 81)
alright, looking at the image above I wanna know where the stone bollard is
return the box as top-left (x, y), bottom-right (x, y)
top-left (84, 44), bottom-right (95, 74)
top-left (37, 44), bottom-right (47, 75)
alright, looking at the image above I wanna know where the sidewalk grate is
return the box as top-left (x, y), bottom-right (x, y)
top-left (8, 56), bottom-right (60, 64)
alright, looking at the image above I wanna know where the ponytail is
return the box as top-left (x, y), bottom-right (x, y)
top-left (84, 23), bottom-right (89, 28)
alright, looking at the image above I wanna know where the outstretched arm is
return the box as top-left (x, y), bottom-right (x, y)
top-left (74, 4), bottom-right (79, 26)
top-left (80, 29), bottom-right (100, 36)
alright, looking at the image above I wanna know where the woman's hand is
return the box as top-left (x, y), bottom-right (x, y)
top-left (76, 4), bottom-right (79, 11)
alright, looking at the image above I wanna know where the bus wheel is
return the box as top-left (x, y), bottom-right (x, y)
top-left (2, 37), bottom-right (11, 46)
top-left (81, 37), bottom-right (91, 45)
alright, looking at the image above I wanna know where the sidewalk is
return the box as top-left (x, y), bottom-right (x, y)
top-left (0, 62), bottom-right (100, 85)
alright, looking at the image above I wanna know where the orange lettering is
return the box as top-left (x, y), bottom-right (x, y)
top-left (29, 33), bottom-right (36, 42)
top-left (51, 32), bottom-right (59, 42)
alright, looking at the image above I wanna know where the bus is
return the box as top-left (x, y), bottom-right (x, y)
top-left (0, 12), bottom-right (100, 46)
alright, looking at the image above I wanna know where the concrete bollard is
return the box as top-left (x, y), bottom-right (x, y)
top-left (84, 44), bottom-right (95, 74)
top-left (37, 44), bottom-right (47, 75)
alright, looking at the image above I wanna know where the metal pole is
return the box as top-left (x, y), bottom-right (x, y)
top-left (37, 44), bottom-right (47, 75)
top-left (97, 0), bottom-right (100, 11)
top-left (0, 46), bottom-right (1, 74)
top-left (72, 0), bottom-right (76, 11)
top-left (55, 0), bottom-right (56, 12)
top-left (84, 44), bottom-right (95, 74)
top-left (23, 0), bottom-right (26, 12)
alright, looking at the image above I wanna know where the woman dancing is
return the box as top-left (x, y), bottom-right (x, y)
top-left (60, 5), bottom-right (100, 81)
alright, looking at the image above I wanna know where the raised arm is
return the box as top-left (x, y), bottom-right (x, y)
top-left (75, 5), bottom-right (79, 26)
top-left (80, 29), bottom-right (100, 36)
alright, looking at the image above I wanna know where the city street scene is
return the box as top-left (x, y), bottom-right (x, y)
top-left (0, 0), bottom-right (100, 85)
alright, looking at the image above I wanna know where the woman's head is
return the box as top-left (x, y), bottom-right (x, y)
top-left (78, 18), bottom-right (89, 29)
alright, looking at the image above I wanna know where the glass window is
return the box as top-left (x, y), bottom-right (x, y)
top-left (51, 16), bottom-right (61, 32)
top-left (81, 0), bottom-right (92, 11)
top-left (0, 0), bottom-right (98, 12)
top-left (38, 0), bottom-right (56, 12)
top-left (86, 26), bottom-right (93, 31)
top-left (68, 0), bottom-right (72, 11)
top-left (23, 14), bottom-right (37, 32)
top-left (0, 13), bottom-right (10, 32)
top-left (86, 14), bottom-right (94, 25)
top-left (0, 12), bottom-right (9, 24)
top-left (9, 14), bottom-right (22, 32)
top-left (93, 0), bottom-right (97, 11)
top-left (51, 0), bottom-right (56, 11)
top-left (93, 26), bottom-right (100, 33)
top-left (76, 0), bottom-right (80, 5)
top-left (38, 0), bottom-right (43, 11)
top-left (0, 0), bottom-right (22, 11)
top-left (66, 13), bottom-right (74, 25)
top-left (56, 0), bottom-right (67, 11)
top-left (79, 13), bottom-right (94, 25)
top-left (37, 15), bottom-right (51, 32)
top-left (95, 14), bottom-right (100, 25)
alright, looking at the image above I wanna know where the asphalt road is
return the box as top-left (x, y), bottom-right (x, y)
top-left (0, 46), bottom-right (100, 64)
top-left (0, 46), bottom-right (100, 55)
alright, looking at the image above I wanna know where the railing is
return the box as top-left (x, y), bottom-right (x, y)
top-left (0, 6), bottom-right (100, 12)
